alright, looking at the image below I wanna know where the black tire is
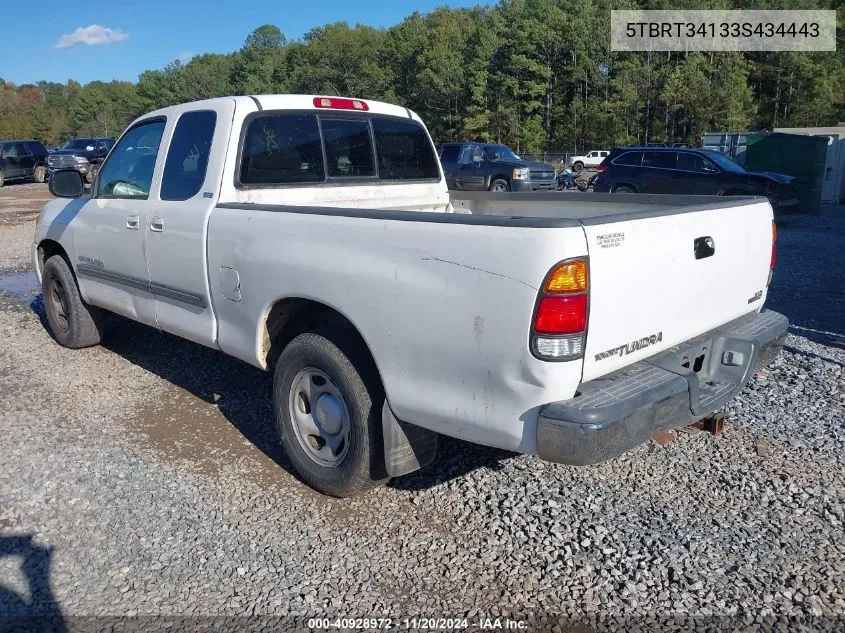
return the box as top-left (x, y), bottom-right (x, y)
top-left (489, 178), bottom-right (510, 193)
top-left (572, 161), bottom-right (584, 172)
top-left (41, 255), bottom-right (105, 349)
top-left (33, 165), bottom-right (47, 184)
top-left (0, 170), bottom-right (5, 188)
top-left (613, 185), bottom-right (635, 193)
top-left (273, 328), bottom-right (388, 497)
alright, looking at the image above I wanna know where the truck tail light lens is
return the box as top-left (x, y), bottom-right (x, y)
top-left (770, 221), bottom-right (777, 270)
top-left (595, 163), bottom-right (608, 172)
top-left (313, 97), bottom-right (369, 111)
top-left (534, 295), bottom-right (588, 334)
top-left (531, 257), bottom-right (589, 361)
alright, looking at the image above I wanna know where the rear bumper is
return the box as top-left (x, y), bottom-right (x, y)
top-left (537, 310), bottom-right (788, 465)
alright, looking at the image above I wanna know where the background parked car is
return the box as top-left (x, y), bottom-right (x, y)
top-left (0, 140), bottom-right (49, 187)
top-left (592, 147), bottom-right (798, 210)
top-left (439, 142), bottom-right (557, 191)
top-left (48, 137), bottom-right (115, 183)
top-left (568, 150), bottom-right (609, 172)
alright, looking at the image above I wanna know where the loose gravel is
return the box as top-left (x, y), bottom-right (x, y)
top-left (1, 187), bottom-right (843, 631)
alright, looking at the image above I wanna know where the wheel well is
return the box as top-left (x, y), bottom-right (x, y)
top-left (37, 239), bottom-right (67, 272)
top-left (261, 298), bottom-right (380, 376)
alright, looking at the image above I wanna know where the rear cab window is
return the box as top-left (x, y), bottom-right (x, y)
top-left (237, 111), bottom-right (440, 187)
top-left (161, 110), bottom-right (217, 201)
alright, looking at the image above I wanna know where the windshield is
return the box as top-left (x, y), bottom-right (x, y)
top-left (483, 145), bottom-right (521, 162)
top-left (702, 150), bottom-right (745, 173)
top-left (61, 139), bottom-right (94, 150)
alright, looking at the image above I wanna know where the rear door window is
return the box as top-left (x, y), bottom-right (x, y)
top-left (321, 119), bottom-right (374, 178)
top-left (240, 114), bottom-right (324, 184)
top-left (613, 151), bottom-right (642, 166)
top-left (372, 117), bottom-right (439, 180)
top-left (642, 151), bottom-right (677, 169)
top-left (161, 110), bottom-right (217, 201)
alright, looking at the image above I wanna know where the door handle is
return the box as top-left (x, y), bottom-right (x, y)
top-left (126, 215), bottom-right (139, 230)
top-left (150, 217), bottom-right (164, 232)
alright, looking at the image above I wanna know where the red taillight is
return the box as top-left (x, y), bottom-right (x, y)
top-left (595, 163), bottom-right (608, 172)
top-left (770, 221), bottom-right (777, 270)
top-left (313, 97), bottom-right (369, 111)
top-left (534, 295), bottom-right (588, 334)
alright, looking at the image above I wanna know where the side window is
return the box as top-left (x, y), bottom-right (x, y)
top-left (458, 145), bottom-right (479, 165)
top-left (373, 117), bottom-right (439, 180)
top-left (14, 143), bottom-right (30, 156)
top-left (614, 151), bottom-right (642, 166)
top-left (3, 144), bottom-right (19, 158)
top-left (642, 151), bottom-right (677, 169)
top-left (161, 110), bottom-right (217, 201)
top-left (677, 152), bottom-right (717, 173)
top-left (240, 114), bottom-right (324, 185)
top-left (321, 119), bottom-right (374, 178)
top-left (440, 145), bottom-right (460, 163)
top-left (96, 119), bottom-right (166, 199)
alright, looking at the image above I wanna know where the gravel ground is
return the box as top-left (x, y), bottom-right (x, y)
top-left (0, 186), bottom-right (843, 631)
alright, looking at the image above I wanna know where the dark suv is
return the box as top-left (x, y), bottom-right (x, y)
top-left (593, 147), bottom-right (798, 209)
top-left (48, 137), bottom-right (115, 183)
top-left (439, 142), bottom-right (556, 192)
top-left (0, 140), bottom-right (49, 187)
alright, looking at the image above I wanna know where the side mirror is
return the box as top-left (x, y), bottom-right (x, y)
top-left (49, 169), bottom-right (85, 199)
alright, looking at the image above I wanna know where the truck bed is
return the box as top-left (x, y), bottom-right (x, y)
top-left (449, 190), bottom-right (764, 222)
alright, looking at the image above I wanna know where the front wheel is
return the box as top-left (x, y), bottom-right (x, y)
top-left (613, 185), bottom-right (635, 193)
top-left (576, 180), bottom-right (589, 192)
top-left (33, 165), bottom-right (47, 183)
top-left (42, 255), bottom-right (105, 348)
top-left (489, 178), bottom-right (510, 193)
top-left (0, 170), bottom-right (5, 188)
top-left (273, 328), bottom-right (388, 497)
top-left (85, 166), bottom-right (98, 184)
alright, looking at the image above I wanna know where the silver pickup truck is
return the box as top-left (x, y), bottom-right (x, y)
top-left (34, 95), bottom-right (787, 497)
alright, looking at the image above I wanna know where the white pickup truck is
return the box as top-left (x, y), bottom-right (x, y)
top-left (34, 95), bottom-right (788, 497)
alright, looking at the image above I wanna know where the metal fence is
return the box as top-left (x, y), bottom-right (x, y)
top-left (520, 152), bottom-right (571, 167)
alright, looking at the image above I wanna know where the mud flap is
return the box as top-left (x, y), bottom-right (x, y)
top-left (382, 401), bottom-right (438, 477)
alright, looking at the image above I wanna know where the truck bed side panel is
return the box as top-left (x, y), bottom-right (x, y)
top-left (206, 206), bottom-right (588, 454)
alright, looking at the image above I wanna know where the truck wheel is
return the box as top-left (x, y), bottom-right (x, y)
top-left (42, 255), bottom-right (105, 349)
top-left (572, 161), bottom-right (584, 172)
top-left (613, 185), bottom-right (635, 193)
top-left (489, 179), bottom-right (510, 193)
top-left (0, 170), bottom-right (5, 188)
top-left (33, 165), bottom-right (47, 184)
top-left (85, 167), bottom-right (96, 184)
top-left (273, 328), bottom-right (388, 497)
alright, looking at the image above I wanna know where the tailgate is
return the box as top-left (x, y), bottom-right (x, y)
top-left (581, 200), bottom-right (774, 381)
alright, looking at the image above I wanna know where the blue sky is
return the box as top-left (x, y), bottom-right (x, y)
top-left (4, 0), bottom-right (489, 86)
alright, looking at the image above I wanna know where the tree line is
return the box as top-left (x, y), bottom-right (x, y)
top-left (1, 0), bottom-right (842, 153)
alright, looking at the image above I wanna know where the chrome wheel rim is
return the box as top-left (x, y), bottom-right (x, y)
top-left (492, 183), bottom-right (508, 192)
top-left (288, 367), bottom-right (351, 467)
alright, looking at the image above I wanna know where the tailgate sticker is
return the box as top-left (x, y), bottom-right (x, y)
top-left (595, 232), bottom-right (625, 249)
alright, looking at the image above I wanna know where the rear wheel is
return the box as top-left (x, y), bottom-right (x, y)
top-left (33, 165), bottom-right (47, 183)
top-left (0, 170), bottom-right (5, 188)
top-left (41, 255), bottom-right (105, 348)
top-left (273, 327), bottom-right (388, 497)
top-left (613, 185), bottom-right (635, 193)
top-left (572, 161), bottom-right (584, 172)
top-left (489, 178), bottom-right (510, 193)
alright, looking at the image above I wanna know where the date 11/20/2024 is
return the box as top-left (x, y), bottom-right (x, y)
top-left (308, 617), bottom-right (528, 630)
